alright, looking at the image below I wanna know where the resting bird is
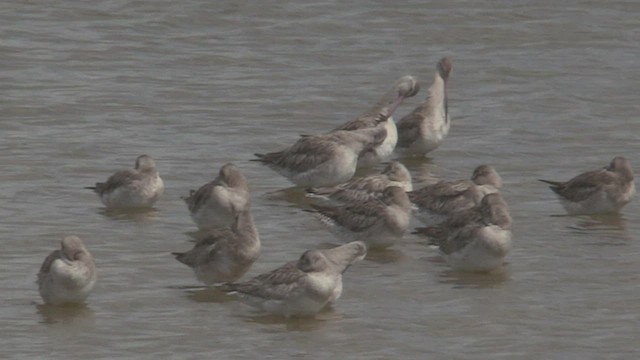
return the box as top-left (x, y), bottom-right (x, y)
top-left (182, 163), bottom-right (250, 230)
top-left (417, 193), bottom-right (512, 272)
top-left (396, 57), bottom-right (452, 156)
top-left (218, 241), bottom-right (367, 317)
top-left (306, 160), bottom-right (413, 204)
top-left (408, 165), bottom-right (502, 225)
top-left (306, 186), bottom-right (411, 248)
top-left (539, 156), bottom-right (635, 215)
top-left (37, 236), bottom-right (97, 305)
top-left (333, 75), bottom-right (420, 167)
top-left (253, 127), bottom-right (386, 187)
top-left (172, 210), bottom-right (261, 285)
top-left (86, 154), bottom-right (164, 209)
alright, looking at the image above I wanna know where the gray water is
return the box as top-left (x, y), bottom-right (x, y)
top-left (2, 1), bottom-right (639, 359)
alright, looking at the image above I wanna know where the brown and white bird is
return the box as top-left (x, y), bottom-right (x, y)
top-left (172, 210), bottom-right (261, 285)
top-left (218, 241), bottom-right (367, 317)
top-left (396, 57), bottom-right (452, 156)
top-left (408, 165), bottom-right (502, 226)
top-left (539, 156), bottom-right (635, 215)
top-left (86, 155), bottom-right (164, 209)
top-left (333, 75), bottom-right (420, 167)
top-left (37, 236), bottom-right (97, 305)
top-left (306, 160), bottom-right (413, 204)
top-left (182, 163), bottom-right (250, 231)
top-left (306, 186), bottom-right (412, 248)
top-left (416, 193), bottom-right (512, 272)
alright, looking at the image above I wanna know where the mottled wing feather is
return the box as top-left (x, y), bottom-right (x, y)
top-left (37, 249), bottom-right (62, 284)
top-left (346, 175), bottom-right (389, 192)
top-left (223, 262), bottom-right (304, 300)
top-left (330, 188), bottom-right (381, 203)
top-left (441, 207), bottom-right (483, 229)
top-left (329, 176), bottom-right (390, 202)
top-left (334, 110), bottom-right (390, 131)
top-left (265, 137), bottom-right (336, 173)
top-left (334, 114), bottom-right (377, 131)
top-left (313, 174), bottom-right (391, 202)
top-left (409, 181), bottom-right (472, 208)
top-left (552, 170), bottom-right (614, 202)
top-left (396, 106), bottom-right (427, 146)
top-left (417, 207), bottom-right (482, 239)
top-left (98, 169), bottom-right (141, 195)
top-left (438, 225), bottom-right (479, 255)
top-left (312, 200), bottom-right (384, 232)
top-left (184, 181), bottom-right (217, 213)
top-left (173, 228), bottom-right (233, 267)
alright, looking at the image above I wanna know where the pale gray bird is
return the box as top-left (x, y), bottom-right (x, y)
top-left (306, 186), bottom-right (412, 248)
top-left (86, 154), bottom-right (164, 209)
top-left (172, 211), bottom-right (261, 285)
top-left (396, 57), bottom-right (452, 156)
top-left (417, 193), bottom-right (512, 272)
top-left (539, 156), bottom-right (635, 215)
top-left (218, 241), bottom-right (367, 317)
top-left (253, 127), bottom-right (387, 187)
top-left (38, 236), bottom-right (97, 305)
top-left (183, 163), bottom-right (250, 231)
top-left (408, 165), bottom-right (502, 226)
top-left (306, 160), bottom-right (413, 204)
top-left (333, 76), bottom-right (420, 167)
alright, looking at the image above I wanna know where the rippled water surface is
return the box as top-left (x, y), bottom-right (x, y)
top-left (2, 1), bottom-right (639, 359)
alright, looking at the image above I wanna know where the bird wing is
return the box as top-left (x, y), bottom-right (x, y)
top-left (409, 180), bottom-right (472, 210)
top-left (312, 200), bottom-right (385, 232)
top-left (396, 106), bottom-right (427, 147)
top-left (38, 250), bottom-right (62, 276)
top-left (183, 181), bottom-right (218, 213)
top-left (437, 225), bottom-right (479, 255)
top-left (96, 169), bottom-right (142, 195)
top-left (172, 228), bottom-right (234, 267)
top-left (257, 136), bottom-right (337, 173)
top-left (221, 261), bottom-right (305, 300)
top-left (547, 169), bottom-right (615, 202)
top-left (333, 86), bottom-right (402, 131)
top-left (37, 249), bottom-right (62, 285)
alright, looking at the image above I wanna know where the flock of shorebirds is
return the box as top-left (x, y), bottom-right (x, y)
top-left (37, 58), bottom-right (636, 318)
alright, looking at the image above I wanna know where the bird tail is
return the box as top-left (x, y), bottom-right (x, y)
top-left (412, 226), bottom-right (438, 237)
top-left (251, 153), bottom-right (266, 162)
top-left (413, 226), bottom-right (444, 246)
top-left (215, 282), bottom-right (238, 294)
top-left (85, 182), bottom-right (105, 193)
top-left (538, 179), bottom-right (562, 187)
top-left (172, 252), bottom-right (190, 266)
top-left (251, 152), bottom-right (281, 163)
top-left (180, 189), bottom-right (196, 203)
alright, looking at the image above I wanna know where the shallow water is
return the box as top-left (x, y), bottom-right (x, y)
top-left (2, 0), bottom-right (639, 358)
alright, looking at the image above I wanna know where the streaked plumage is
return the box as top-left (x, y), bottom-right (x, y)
top-left (218, 241), bottom-right (366, 317)
top-left (334, 76), bottom-right (420, 167)
top-left (172, 211), bottom-right (261, 285)
top-left (396, 57), bottom-right (452, 156)
top-left (306, 186), bottom-right (412, 248)
top-left (418, 193), bottom-right (512, 272)
top-left (183, 163), bottom-right (250, 230)
top-left (408, 165), bottom-right (502, 225)
top-left (306, 160), bottom-right (412, 204)
top-left (37, 236), bottom-right (97, 305)
top-left (253, 127), bottom-right (386, 187)
top-left (539, 156), bottom-right (635, 215)
top-left (86, 155), bottom-right (164, 209)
